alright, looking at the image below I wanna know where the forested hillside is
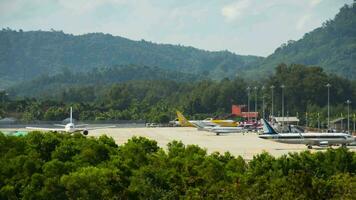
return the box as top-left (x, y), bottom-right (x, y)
top-left (2, 64), bottom-right (355, 126)
top-left (9, 65), bottom-right (202, 97)
top-left (0, 28), bottom-right (262, 87)
top-left (246, 3), bottom-right (356, 79)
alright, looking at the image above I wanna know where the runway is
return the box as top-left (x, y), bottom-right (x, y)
top-left (1, 127), bottom-right (355, 160)
top-left (89, 127), bottom-right (356, 160)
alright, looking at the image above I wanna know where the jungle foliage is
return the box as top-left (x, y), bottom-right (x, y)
top-left (1, 64), bottom-right (355, 126)
top-left (0, 132), bottom-right (355, 199)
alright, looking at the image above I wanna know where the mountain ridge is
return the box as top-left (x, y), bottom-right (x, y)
top-left (0, 28), bottom-right (263, 88)
top-left (246, 3), bottom-right (356, 79)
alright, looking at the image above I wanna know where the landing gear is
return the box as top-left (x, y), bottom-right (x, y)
top-left (216, 133), bottom-right (220, 136)
top-left (307, 145), bottom-right (312, 149)
top-left (341, 144), bottom-right (347, 148)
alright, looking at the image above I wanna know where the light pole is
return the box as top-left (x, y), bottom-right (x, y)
top-left (346, 100), bottom-right (351, 134)
top-left (1, 91), bottom-right (8, 105)
top-left (247, 87), bottom-right (251, 122)
top-left (353, 114), bottom-right (356, 132)
top-left (254, 86), bottom-right (258, 123)
top-left (326, 83), bottom-right (331, 130)
top-left (341, 113), bottom-right (343, 131)
top-left (270, 85), bottom-right (275, 118)
top-left (306, 112), bottom-right (308, 128)
top-left (262, 86), bottom-right (265, 119)
top-left (281, 84), bottom-right (285, 129)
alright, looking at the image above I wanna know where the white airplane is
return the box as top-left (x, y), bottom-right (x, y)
top-left (190, 121), bottom-right (245, 135)
top-left (26, 107), bottom-right (115, 135)
top-left (259, 118), bottom-right (355, 149)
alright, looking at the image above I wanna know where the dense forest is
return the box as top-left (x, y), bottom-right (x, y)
top-left (247, 3), bottom-right (356, 79)
top-left (0, 132), bottom-right (355, 199)
top-left (1, 64), bottom-right (355, 127)
top-left (9, 65), bottom-right (203, 97)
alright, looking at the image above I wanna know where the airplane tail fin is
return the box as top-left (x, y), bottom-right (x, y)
top-left (261, 119), bottom-right (278, 134)
top-left (70, 107), bottom-right (73, 124)
top-left (176, 111), bottom-right (193, 127)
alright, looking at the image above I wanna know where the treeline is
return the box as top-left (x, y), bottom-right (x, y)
top-left (10, 65), bottom-right (203, 97)
top-left (1, 64), bottom-right (355, 125)
top-left (0, 132), bottom-right (355, 199)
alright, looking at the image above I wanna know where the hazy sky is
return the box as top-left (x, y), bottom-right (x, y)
top-left (0, 0), bottom-right (353, 56)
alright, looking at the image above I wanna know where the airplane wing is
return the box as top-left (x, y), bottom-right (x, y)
top-left (77, 125), bottom-right (117, 131)
top-left (75, 124), bottom-right (89, 127)
top-left (53, 124), bottom-right (66, 127)
top-left (201, 121), bottom-right (220, 127)
top-left (190, 121), bottom-right (209, 129)
top-left (26, 127), bottom-right (65, 132)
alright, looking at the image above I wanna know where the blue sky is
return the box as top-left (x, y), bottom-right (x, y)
top-left (0, 0), bottom-right (352, 56)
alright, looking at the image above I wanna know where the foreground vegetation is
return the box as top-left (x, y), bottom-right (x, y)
top-left (0, 132), bottom-right (355, 199)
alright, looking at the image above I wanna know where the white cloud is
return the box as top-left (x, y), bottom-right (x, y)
top-left (221, 0), bottom-right (250, 21)
top-left (310, 0), bottom-right (322, 8)
top-left (57, 0), bottom-right (128, 14)
top-left (296, 14), bottom-right (311, 31)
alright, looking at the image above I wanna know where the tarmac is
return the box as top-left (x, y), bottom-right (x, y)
top-left (89, 127), bottom-right (356, 160)
top-left (1, 127), bottom-right (355, 160)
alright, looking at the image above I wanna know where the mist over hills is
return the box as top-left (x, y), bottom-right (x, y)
top-left (0, 2), bottom-right (355, 92)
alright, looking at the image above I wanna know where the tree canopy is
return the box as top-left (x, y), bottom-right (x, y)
top-left (1, 64), bottom-right (354, 126)
top-left (0, 132), bottom-right (355, 199)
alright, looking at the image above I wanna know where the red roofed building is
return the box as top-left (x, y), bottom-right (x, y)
top-left (232, 105), bottom-right (258, 119)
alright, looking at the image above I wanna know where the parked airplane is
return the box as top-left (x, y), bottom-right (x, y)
top-left (176, 111), bottom-right (244, 135)
top-left (176, 111), bottom-right (238, 127)
top-left (259, 119), bottom-right (354, 149)
top-left (26, 107), bottom-right (115, 135)
top-left (191, 121), bottom-right (245, 135)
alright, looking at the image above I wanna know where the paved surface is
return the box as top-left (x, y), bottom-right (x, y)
top-left (89, 127), bottom-right (356, 160)
top-left (2, 127), bottom-right (355, 160)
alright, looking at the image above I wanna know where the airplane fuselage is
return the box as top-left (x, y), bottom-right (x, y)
top-left (210, 127), bottom-right (244, 133)
top-left (64, 123), bottom-right (76, 133)
top-left (259, 132), bottom-right (354, 146)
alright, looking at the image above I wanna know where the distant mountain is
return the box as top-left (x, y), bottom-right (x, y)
top-left (9, 65), bottom-right (201, 97)
top-left (0, 28), bottom-right (262, 88)
top-left (245, 3), bottom-right (356, 79)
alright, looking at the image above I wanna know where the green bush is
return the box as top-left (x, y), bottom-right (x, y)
top-left (0, 132), bottom-right (355, 199)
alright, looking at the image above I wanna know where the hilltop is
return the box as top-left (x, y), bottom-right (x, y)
top-left (245, 3), bottom-right (356, 79)
top-left (0, 29), bottom-right (261, 87)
